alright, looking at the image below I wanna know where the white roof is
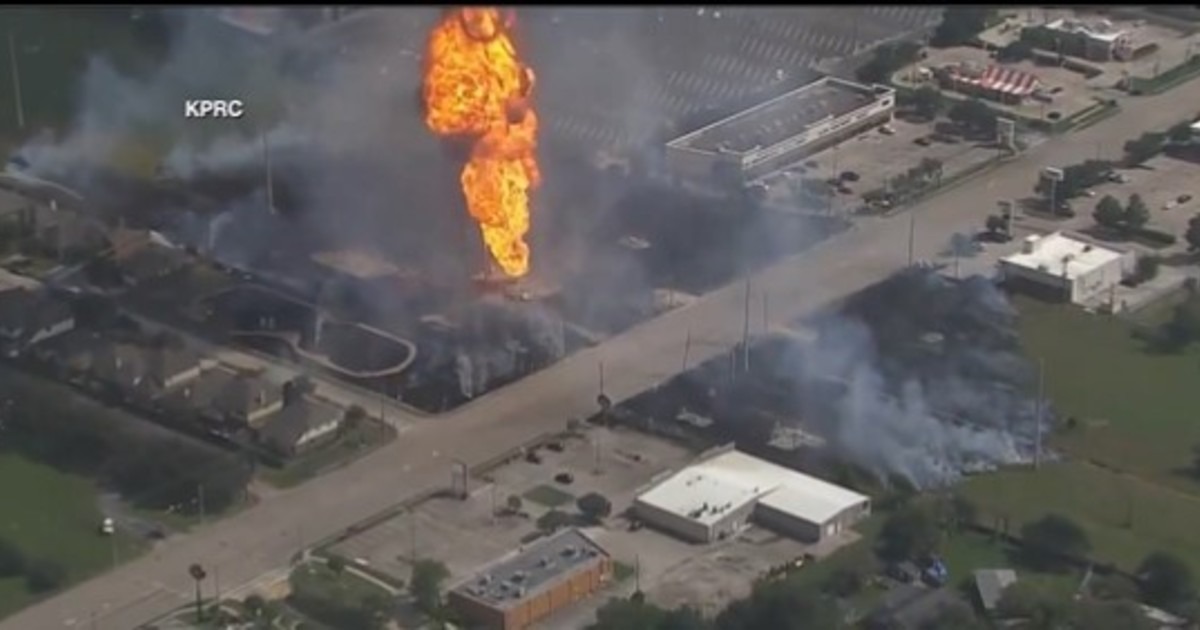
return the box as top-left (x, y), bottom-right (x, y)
top-left (1190, 120), bottom-right (1200, 133)
top-left (1001, 232), bottom-right (1125, 281)
top-left (636, 450), bottom-right (869, 527)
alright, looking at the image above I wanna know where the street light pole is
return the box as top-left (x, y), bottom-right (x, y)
top-left (907, 211), bottom-right (917, 266)
top-left (7, 31), bottom-right (24, 131)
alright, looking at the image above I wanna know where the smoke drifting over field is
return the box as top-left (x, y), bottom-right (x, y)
top-left (791, 270), bottom-right (1046, 487)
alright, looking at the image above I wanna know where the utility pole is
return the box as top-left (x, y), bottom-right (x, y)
top-left (262, 131), bottom-right (274, 213)
top-left (681, 327), bottom-right (692, 372)
top-left (8, 31), bottom-right (24, 131)
top-left (1034, 357), bottom-right (1045, 469)
top-left (409, 508), bottom-right (418, 562)
top-left (741, 278), bottom-right (751, 372)
top-left (598, 360), bottom-right (605, 397)
top-left (761, 292), bottom-right (769, 334)
top-left (907, 211), bottom-right (917, 266)
top-left (197, 484), bottom-right (206, 525)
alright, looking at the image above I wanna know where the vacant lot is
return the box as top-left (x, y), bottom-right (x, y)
top-left (1014, 295), bottom-right (1200, 492)
top-left (0, 454), bottom-right (142, 620)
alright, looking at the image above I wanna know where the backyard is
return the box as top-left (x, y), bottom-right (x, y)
top-left (0, 453), bottom-right (142, 620)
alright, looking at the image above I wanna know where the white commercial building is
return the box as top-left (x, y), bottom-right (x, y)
top-left (665, 76), bottom-right (895, 186)
top-left (997, 232), bottom-right (1134, 306)
top-left (633, 448), bottom-right (871, 544)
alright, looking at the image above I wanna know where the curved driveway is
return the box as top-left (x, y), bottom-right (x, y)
top-left (8, 78), bottom-right (1200, 630)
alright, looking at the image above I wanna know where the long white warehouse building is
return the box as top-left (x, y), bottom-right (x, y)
top-left (633, 447), bottom-right (871, 544)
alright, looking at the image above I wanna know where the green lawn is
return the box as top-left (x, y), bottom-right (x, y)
top-left (0, 8), bottom-right (166, 139)
top-left (523, 484), bottom-right (576, 508)
top-left (961, 462), bottom-right (1200, 577)
top-left (0, 453), bottom-right (142, 619)
top-left (1014, 295), bottom-right (1200, 494)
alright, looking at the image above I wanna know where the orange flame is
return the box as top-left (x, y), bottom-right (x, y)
top-left (422, 7), bottom-right (540, 278)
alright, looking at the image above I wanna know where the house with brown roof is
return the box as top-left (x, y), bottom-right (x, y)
top-left (167, 367), bottom-right (283, 428)
top-left (258, 396), bottom-right (344, 458)
top-left (0, 287), bottom-right (75, 357)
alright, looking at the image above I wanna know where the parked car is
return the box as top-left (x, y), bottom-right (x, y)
top-left (839, 170), bottom-right (861, 182)
top-left (525, 451), bottom-right (542, 464)
top-left (1178, 194), bottom-right (1193, 204)
top-left (886, 563), bottom-right (918, 583)
top-left (100, 517), bottom-right (115, 536)
top-left (546, 441), bottom-right (565, 452)
top-left (914, 136), bottom-right (933, 147)
top-left (554, 472), bottom-right (574, 485)
top-left (880, 124), bottom-right (896, 135)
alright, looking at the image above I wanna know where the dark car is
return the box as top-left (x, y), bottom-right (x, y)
top-left (554, 472), bottom-right (574, 485)
top-left (839, 170), bottom-right (861, 182)
top-left (525, 451), bottom-right (542, 464)
top-left (546, 441), bottom-right (565, 453)
top-left (914, 136), bottom-right (933, 147)
top-left (1178, 194), bottom-right (1193, 204)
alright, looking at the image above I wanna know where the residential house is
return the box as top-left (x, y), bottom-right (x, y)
top-left (0, 288), bottom-right (76, 357)
top-left (90, 340), bottom-right (205, 401)
top-left (168, 367), bottom-right (283, 427)
top-left (974, 569), bottom-right (1017, 613)
top-left (258, 396), bottom-right (344, 458)
top-left (107, 228), bottom-right (189, 287)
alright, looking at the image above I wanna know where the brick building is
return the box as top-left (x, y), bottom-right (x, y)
top-left (448, 528), bottom-right (613, 630)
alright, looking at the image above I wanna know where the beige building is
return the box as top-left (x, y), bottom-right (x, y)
top-left (634, 447), bottom-right (871, 544)
top-left (666, 76), bottom-right (895, 186)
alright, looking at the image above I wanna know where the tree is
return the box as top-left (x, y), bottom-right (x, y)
top-left (1137, 551), bottom-right (1196, 608)
top-left (1124, 194), bottom-right (1149, 230)
top-left (537, 509), bottom-right (574, 532)
top-left (931, 7), bottom-right (996, 47)
top-left (911, 85), bottom-right (945, 120)
top-left (1090, 572), bottom-right (1140, 601)
top-left (856, 41), bottom-right (922, 84)
top-left (1186, 214), bottom-right (1200, 251)
top-left (326, 556), bottom-right (346, 575)
top-left (878, 504), bottom-right (940, 562)
top-left (997, 39), bottom-right (1035, 62)
top-left (1168, 120), bottom-right (1194, 144)
top-left (948, 98), bottom-right (998, 134)
top-left (244, 594), bottom-right (268, 618)
top-left (506, 494), bottom-right (523, 514)
top-left (1123, 131), bottom-right (1167, 165)
top-left (410, 559), bottom-right (450, 615)
top-left (1093, 195), bottom-right (1126, 230)
top-left (947, 494), bottom-right (978, 531)
top-left (997, 582), bottom-right (1071, 630)
top-left (0, 538), bottom-right (25, 578)
top-left (1020, 514), bottom-right (1091, 570)
top-left (589, 599), bottom-right (709, 630)
top-left (25, 558), bottom-right (67, 593)
top-left (577, 492), bottom-right (613, 523)
top-left (715, 581), bottom-right (841, 630)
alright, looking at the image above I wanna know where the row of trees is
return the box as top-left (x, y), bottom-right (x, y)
top-left (1033, 158), bottom-right (1113, 207)
top-left (2, 391), bottom-right (252, 516)
top-left (1123, 121), bottom-right (1194, 166)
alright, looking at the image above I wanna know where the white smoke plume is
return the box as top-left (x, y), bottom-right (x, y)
top-left (792, 271), bottom-right (1045, 488)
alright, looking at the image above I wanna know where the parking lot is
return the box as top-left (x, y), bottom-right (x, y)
top-left (328, 426), bottom-right (699, 585)
top-left (759, 116), bottom-right (1004, 214)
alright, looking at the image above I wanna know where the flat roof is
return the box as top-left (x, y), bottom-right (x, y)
top-left (1044, 18), bottom-right (1126, 43)
top-left (668, 76), bottom-right (885, 155)
top-left (311, 250), bottom-right (412, 280)
top-left (637, 449), bottom-right (869, 527)
top-left (452, 528), bottom-right (608, 609)
top-left (1001, 232), bottom-right (1125, 281)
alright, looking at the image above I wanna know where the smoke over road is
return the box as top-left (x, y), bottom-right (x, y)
top-left (789, 269), bottom-right (1048, 487)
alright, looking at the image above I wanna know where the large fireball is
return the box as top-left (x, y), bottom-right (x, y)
top-left (422, 7), bottom-right (540, 278)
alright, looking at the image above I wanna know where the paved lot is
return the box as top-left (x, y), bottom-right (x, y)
top-left (760, 116), bottom-right (1003, 214)
top-left (9, 52), bottom-right (1200, 630)
top-left (330, 426), bottom-right (696, 586)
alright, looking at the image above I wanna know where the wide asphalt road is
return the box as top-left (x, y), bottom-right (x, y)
top-left (8, 77), bottom-right (1200, 630)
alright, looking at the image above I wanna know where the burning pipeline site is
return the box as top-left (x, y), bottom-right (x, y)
top-left (7, 8), bottom-right (848, 413)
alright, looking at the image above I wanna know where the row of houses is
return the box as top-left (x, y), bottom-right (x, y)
top-left (0, 283), bottom-right (347, 459)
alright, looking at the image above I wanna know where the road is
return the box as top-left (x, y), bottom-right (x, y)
top-left (7, 77), bottom-right (1200, 630)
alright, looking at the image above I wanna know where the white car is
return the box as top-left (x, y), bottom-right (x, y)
top-left (100, 518), bottom-right (115, 536)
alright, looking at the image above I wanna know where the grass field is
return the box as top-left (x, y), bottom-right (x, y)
top-left (951, 295), bottom-right (1200, 577)
top-left (0, 8), bottom-right (166, 140)
top-left (0, 453), bottom-right (142, 620)
top-left (1012, 295), bottom-right (1200, 495)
